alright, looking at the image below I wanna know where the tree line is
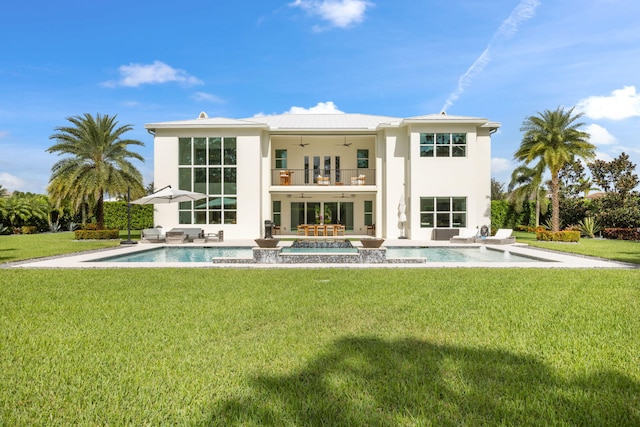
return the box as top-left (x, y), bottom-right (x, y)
top-left (492, 106), bottom-right (639, 235)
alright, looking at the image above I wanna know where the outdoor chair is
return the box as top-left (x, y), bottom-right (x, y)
top-left (479, 228), bottom-right (516, 245)
top-left (166, 231), bottom-right (187, 244)
top-left (141, 228), bottom-right (165, 243)
top-left (449, 228), bottom-right (478, 243)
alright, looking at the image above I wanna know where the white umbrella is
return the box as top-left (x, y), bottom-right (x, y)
top-left (398, 189), bottom-right (407, 238)
top-left (131, 185), bottom-right (208, 205)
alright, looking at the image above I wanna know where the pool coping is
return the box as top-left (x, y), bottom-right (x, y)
top-left (5, 239), bottom-right (633, 269)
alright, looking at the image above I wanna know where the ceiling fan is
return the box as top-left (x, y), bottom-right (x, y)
top-left (336, 138), bottom-right (352, 147)
top-left (294, 137), bottom-right (309, 147)
top-left (333, 193), bottom-right (354, 199)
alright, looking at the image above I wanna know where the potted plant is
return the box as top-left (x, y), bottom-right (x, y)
top-left (360, 238), bottom-right (385, 248)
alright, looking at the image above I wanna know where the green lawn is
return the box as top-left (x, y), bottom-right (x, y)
top-left (1, 233), bottom-right (639, 424)
top-left (514, 231), bottom-right (640, 265)
top-left (0, 231), bottom-right (129, 264)
top-left (1, 268), bottom-right (639, 425)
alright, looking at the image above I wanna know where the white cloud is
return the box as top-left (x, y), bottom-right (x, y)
top-left (577, 86), bottom-right (640, 120)
top-left (492, 157), bottom-right (512, 174)
top-left (252, 101), bottom-right (345, 117)
top-left (285, 101), bottom-right (345, 114)
top-left (0, 130), bottom-right (8, 138)
top-left (290, 0), bottom-right (372, 29)
top-left (0, 172), bottom-right (26, 191)
top-left (584, 124), bottom-right (617, 146)
top-left (191, 92), bottom-right (225, 103)
top-left (103, 61), bottom-right (203, 88)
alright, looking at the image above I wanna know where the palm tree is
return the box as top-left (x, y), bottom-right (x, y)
top-left (47, 113), bottom-right (145, 229)
top-left (508, 163), bottom-right (549, 227)
top-left (514, 107), bottom-right (595, 232)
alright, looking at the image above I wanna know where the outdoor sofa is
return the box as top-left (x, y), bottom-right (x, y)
top-left (166, 227), bottom-right (204, 244)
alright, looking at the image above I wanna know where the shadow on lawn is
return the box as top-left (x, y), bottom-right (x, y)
top-left (0, 247), bottom-right (18, 263)
top-left (208, 336), bottom-right (639, 426)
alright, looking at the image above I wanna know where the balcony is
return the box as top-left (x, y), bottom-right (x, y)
top-left (272, 169), bottom-right (375, 186)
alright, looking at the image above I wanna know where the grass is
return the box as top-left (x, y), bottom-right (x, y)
top-left (514, 231), bottom-right (640, 265)
top-left (1, 268), bottom-right (639, 425)
top-left (1, 232), bottom-right (639, 424)
top-left (0, 231), bottom-right (131, 264)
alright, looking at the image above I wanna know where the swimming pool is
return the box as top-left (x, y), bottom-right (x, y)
top-left (385, 246), bottom-right (544, 263)
top-left (97, 247), bottom-right (254, 263)
top-left (94, 245), bottom-right (548, 264)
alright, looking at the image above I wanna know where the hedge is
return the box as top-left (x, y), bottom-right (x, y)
top-left (74, 229), bottom-right (120, 240)
top-left (491, 200), bottom-right (537, 230)
top-left (535, 230), bottom-right (580, 242)
top-left (104, 201), bottom-right (154, 230)
top-left (603, 228), bottom-right (640, 241)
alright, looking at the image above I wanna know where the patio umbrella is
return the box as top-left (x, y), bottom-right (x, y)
top-left (131, 185), bottom-right (208, 205)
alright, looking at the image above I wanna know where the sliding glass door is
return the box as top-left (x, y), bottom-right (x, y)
top-left (290, 201), bottom-right (354, 231)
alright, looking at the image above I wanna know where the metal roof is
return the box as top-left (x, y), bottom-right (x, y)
top-left (145, 112), bottom-right (500, 132)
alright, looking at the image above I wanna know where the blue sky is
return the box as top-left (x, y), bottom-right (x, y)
top-left (2, 0), bottom-right (640, 193)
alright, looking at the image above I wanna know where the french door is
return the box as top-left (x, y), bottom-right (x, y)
top-left (305, 155), bottom-right (341, 184)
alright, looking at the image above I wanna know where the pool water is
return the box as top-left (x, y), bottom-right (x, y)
top-left (97, 247), bottom-right (253, 263)
top-left (95, 245), bottom-right (548, 264)
top-left (385, 247), bottom-right (541, 263)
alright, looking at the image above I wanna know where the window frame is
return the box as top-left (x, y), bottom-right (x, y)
top-left (419, 133), bottom-right (467, 158)
top-left (177, 136), bottom-right (238, 225)
top-left (419, 196), bottom-right (467, 228)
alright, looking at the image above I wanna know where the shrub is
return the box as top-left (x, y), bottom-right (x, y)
top-left (578, 217), bottom-right (602, 238)
top-left (74, 229), bottom-right (120, 240)
top-left (603, 228), bottom-right (640, 241)
top-left (104, 201), bottom-right (153, 230)
top-left (491, 200), bottom-right (537, 230)
top-left (536, 230), bottom-right (580, 242)
top-left (21, 226), bottom-right (37, 234)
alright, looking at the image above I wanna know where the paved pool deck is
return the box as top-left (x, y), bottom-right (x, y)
top-left (6, 238), bottom-right (633, 269)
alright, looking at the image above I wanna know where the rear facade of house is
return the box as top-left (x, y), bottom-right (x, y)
top-left (145, 112), bottom-right (500, 240)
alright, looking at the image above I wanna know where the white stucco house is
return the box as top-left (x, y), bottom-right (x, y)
top-left (145, 111), bottom-right (500, 240)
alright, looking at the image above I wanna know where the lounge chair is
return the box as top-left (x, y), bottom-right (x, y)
top-left (479, 228), bottom-right (516, 245)
top-left (449, 228), bottom-right (478, 243)
top-left (141, 227), bottom-right (165, 243)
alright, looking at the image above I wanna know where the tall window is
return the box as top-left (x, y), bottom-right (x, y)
top-left (357, 149), bottom-right (369, 168)
top-left (273, 201), bottom-right (281, 226)
top-left (420, 133), bottom-right (466, 157)
top-left (178, 137), bottom-right (237, 225)
top-left (420, 197), bottom-right (466, 228)
top-left (275, 149), bottom-right (287, 169)
top-left (364, 200), bottom-right (373, 226)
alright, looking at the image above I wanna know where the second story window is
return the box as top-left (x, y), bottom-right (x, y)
top-left (275, 149), bottom-right (287, 168)
top-left (420, 133), bottom-right (466, 157)
top-left (357, 149), bottom-right (369, 168)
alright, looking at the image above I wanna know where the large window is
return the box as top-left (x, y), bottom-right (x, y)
top-left (178, 137), bottom-right (237, 225)
top-left (420, 197), bottom-right (466, 228)
top-left (420, 133), bottom-right (466, 157)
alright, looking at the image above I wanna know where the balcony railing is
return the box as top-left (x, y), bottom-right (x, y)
top-left (272, 169), bottom-right (375, 186)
